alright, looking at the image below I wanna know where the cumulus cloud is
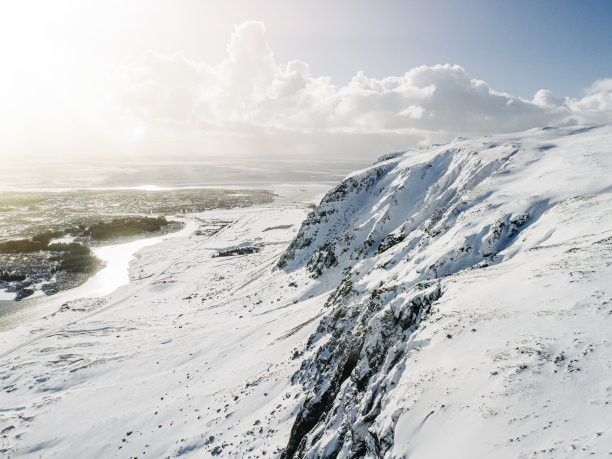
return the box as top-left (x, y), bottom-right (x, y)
top-left (566, 78), bottom-right (612, 124)
top-left (6, 20), bottom-right (612, 161)
top-left (585, 78), bottom-right (612, 95)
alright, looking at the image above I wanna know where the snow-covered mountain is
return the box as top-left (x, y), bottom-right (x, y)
top-left (0, 124), bottom-right (611, 458)
top-left (276, 124), bottom-right (612, 457)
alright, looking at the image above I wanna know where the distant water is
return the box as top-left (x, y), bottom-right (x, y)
top-left (0, 158), bottom-right (370, 192)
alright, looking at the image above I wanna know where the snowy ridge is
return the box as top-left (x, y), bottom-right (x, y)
top-left (0, 125), bottom-right (611, 458)
top-left (278, 124), bottom-right (612, 457)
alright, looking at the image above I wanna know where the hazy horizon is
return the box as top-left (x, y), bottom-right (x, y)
top-left (2, 1), bottom-right (612, 166)
top-left (0, 156), bottom-right (372, 192)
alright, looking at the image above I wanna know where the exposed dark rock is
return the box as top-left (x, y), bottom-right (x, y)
top-left (15, 288), bottom-right (34, 301)
top-left (213, 246), bottom-right (261, 257)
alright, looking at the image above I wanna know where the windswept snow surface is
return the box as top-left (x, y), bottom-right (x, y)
top-left (1, 124), bottom-right (612, 458)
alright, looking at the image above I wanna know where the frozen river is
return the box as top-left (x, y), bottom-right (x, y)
top-left (0, 219), bottom-right (194, 330)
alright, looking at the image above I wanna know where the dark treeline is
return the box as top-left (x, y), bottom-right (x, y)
top-left (48, 243), bottom-right (101, 274)
top-left (0, 217), bottom-right (171, 254)
top-left (0, 216), bottom-right (171, 298)
top-left (0, 270), bottom-right (27, 282)
top-left (79, 216), bottom-right (170, 240)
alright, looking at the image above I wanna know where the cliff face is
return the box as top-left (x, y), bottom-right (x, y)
top-left (279, 125), bottom-right (612, 457)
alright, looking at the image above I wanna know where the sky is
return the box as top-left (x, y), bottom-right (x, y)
top-left (1, 0), bottom-right (612, 163)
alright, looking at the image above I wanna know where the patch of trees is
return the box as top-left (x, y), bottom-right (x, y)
top-left (0, 217), bottom-right (170, 255)
top-left (79, 217), bottom-right (170, 240)
top-left (0, 270), bottom-right (26, 282)
top-left (0, 239), bottom-right (44, 253)
top-left (0, 230), bottom-right (62, 254)
top-left (48, 243), bottom-right (102, 274)
top-left (32, 230), bottom-right (63, 247)
top-left (15, 289), bottom-right (34, 301)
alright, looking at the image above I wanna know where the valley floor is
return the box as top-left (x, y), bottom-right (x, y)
top-left (0, 202), bottom-right (323, 458)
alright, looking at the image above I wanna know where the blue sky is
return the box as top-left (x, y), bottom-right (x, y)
top-left (112, 0), bottom-right (612, 99)
top-left (1, 0), bottom-right (611, 161)
top-left (338, 0), bottom-right (612, 98)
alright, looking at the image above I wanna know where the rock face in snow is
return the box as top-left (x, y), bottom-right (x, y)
top-left (278, 124), bottom-right (612, 457)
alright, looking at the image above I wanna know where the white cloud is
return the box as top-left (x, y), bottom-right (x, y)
top-left (567, 78), bottom-right (612, 124)
top-left (532, 89), bottom-right (565, 109)
top-left (585, 78), bottom-right (612, 95)
top-left (5, 20), bottom-right (612, 161)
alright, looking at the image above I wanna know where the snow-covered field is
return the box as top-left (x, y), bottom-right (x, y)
top-left (0, 204), bottom-right (324, 457)
top-left (1, 124), bottom-right (612, 458)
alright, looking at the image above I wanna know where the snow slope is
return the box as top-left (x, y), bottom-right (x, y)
top-left (0, 205), bottom-right (323, 457)
top-left (0, 124), bottom-right (611, 458)
top-left (276, 124), bottom-right (612, 457)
